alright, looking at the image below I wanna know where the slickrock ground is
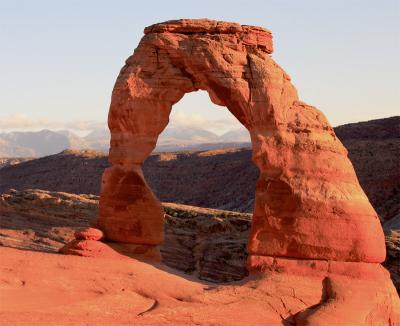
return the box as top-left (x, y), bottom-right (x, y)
top-left (1, 189), bottom-right (399, 294)
top-left (4, 245), bottom-right (398, 326)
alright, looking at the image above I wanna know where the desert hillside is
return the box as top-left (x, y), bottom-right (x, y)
top-left (1, 117), bottom-right (399, 220)
top-left (335, 116), bottom-right (400, 220)
top-left (0, 148), bottom-right (258, 212)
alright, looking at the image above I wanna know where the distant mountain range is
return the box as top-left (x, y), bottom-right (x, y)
top-left (0, 127), bottom-right (250, 157)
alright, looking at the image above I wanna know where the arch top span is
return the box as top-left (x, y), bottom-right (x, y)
top-left (143, 18), bottom-right (274, 54)
top-left (108, 19), bottom-right (297, 163)
top-left (98, 19), bottom-right (386, 266)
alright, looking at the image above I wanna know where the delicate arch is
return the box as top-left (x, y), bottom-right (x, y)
top-left (98, 19), bottom-right (385, 266)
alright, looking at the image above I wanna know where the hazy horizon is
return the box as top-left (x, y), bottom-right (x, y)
top-left (1, 1), bottom-right (399, 135)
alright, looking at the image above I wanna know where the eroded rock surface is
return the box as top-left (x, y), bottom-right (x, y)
top-left (0, 189), bottom-right (98, 252)
top-left (1, 189), bottom-right (399, 324)
top-left (0, 189), bottom-right (250, 283)
top-left (161, 203), bottom-right (251, 282)
top-left (74, 227), bottom-right (104, 241)
top-left (1, 246), bottom-right (399, 325)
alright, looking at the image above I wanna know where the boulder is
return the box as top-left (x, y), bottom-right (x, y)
top-left (74, 227), bottom-right (104, 241)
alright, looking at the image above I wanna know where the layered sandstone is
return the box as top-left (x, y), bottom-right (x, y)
top-left (98, 19), bottom-right (385, 264)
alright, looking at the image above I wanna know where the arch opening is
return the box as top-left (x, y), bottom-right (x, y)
top-left (143, 89), bottom-right (257, 211)
top-left (142, 90), bottom-right (257, 281)
top-left (154, 90), bottom-right (249, 152)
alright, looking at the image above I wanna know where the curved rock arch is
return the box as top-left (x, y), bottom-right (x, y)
top-left (98, 19), bottom-right (385, 266)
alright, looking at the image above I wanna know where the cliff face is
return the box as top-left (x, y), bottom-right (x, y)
top-left (145, 149), bottom-right (258, 212)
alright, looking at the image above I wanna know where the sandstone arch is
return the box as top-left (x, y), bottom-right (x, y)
top-left (98, 19), bottom-right (386, 266)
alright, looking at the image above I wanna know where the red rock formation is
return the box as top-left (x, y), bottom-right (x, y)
top-left (93, 19), bottom-right (399, 323)
top-left (98, 19), bottom-right (385, 264)
top-left (59, 239), bottom-right (122, 258)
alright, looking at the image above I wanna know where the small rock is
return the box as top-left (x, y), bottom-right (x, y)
top-left (59, 239), bottom-right (122, 259)
top-left (74, 227), bottom-right (104, 241)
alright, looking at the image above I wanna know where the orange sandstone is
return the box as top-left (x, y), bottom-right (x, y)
top-left (74, 227), bottom-right (104, 241)
top-left (98, 19), bottom-right (385, 264)
top-left (2, 247), bottom-right (399, 325)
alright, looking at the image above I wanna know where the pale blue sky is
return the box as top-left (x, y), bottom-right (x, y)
top-left (0, 0), bottom-right (399, 134)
